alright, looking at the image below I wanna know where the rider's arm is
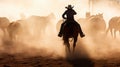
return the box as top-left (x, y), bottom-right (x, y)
top-left (62, 11), bottom-right (67, 19)
top-left (72, 9), bottom-right (77, 15)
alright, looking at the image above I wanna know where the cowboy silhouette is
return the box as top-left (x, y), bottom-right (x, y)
top-left (58, 5), bottom-right (85, 37)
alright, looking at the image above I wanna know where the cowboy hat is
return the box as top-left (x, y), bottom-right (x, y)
top-left (65, 5), bottom-right (74, 9)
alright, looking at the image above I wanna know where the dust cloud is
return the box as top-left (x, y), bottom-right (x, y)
top-left (0, 0), bottom-right (120, 61)
top-left (0, 14), bottom-right (120, 61)
top-left (89, 0), bottom-right (120, 23)
top-left (0, 14), bottom-right (66, 59)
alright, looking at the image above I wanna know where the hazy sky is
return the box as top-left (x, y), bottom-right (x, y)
top-left (0, 0), bottom-right (120, 21)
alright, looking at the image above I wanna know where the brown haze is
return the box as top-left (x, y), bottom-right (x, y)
top-left (0, 0), bottom-right (120, 61)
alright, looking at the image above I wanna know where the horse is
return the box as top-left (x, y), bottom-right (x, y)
top-left (7, 20), bottom-right (22, 41)
top-left (106, 17), bottom-right (120, 38)
top-left (0, 17), bottom-right (10, 37)
top-left (27, 13), bottom-right (55, 38)
top-left (86, 13), bottom-right (106, 36)
top-left (62, 21), bottom-right (84, 53)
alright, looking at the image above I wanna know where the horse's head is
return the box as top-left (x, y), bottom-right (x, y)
top-left (47, 13), bottom-right (56, 21)
top-left (0, 17), bottom-right (10, 28)
top-left (96, 13), bottom-right (103, 19)
top-left (88, 13), bottom-right (104, 22)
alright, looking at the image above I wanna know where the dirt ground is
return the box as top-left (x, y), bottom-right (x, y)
top-left (0, 53), bottom-right (93, 67)
top-left (0, 52), bottom-right (120, 67)
top-left (0, 37), bottom-right (120, 67)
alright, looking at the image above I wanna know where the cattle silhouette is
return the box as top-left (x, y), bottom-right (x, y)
top-left (7, 13), bottom-right (55, 41)
top-left (77, 13), bottom-right (106, 37)
top-left (7, 20), bottom-right (22, 41)
top-left (106, 16), bottom-right (120, 38)
top-left (87, 13), bottom-right (106, 35)
top-left (0, 17), bottom-right (10, 37)
top-left (27, 13), bottom-right (55, 38)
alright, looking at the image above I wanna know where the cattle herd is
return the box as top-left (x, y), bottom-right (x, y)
top-left (57, 13), bottom-right (120, 39)
top-left (0, 13), bottom-right (120, 42)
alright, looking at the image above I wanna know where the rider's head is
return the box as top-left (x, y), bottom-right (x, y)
top-left (65, 5), bottom-right (74, 9)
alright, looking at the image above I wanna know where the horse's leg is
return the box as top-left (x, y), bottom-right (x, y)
top-left (9, 32), bottom-right (13, 41)
top-left (114, 29), bottom-right (116, 38)
top-left (64, 37), bottom-right (71, 53)
top-left (11, 32), bottom-right (15, 41)
top-left (11, 32), bottom-right (16, 41)
top-left (73, 36), bottom-right (77, 53)
top-left (2, 28), bottom-right (8, 38)
top-left (67, 38), bottom-right (71, 53)
top-left (119, 30), bottom-right (120, 37)
top-left (110, 28), bottom-right (113, 38)
top-left (2, 28), bottom-right (5, 36)
top-left (65, 42), bottom-right (70, 53)
top-left (67, 42), bottom-right (71, 53)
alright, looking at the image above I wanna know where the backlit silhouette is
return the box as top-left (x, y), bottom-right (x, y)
top-left (86, 13), bottom-right (106, 36)
top-left (58, 5), bottom-right (85, 53)
top-left (7, 20), bottom-right (22, 41)
top-left (27, 13), bottom-right (55, 38)
top-left (0, 17), bottom-right (10, 37)
top-left (106, 16), bottom-right (120, 38)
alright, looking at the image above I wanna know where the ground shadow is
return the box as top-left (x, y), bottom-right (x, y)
top-left (65, 39), bottom-right (94, 67)
top-left (67, 58), bottom-right (94, 67)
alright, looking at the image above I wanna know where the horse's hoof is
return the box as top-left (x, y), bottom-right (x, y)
top-left (81, 34), bottom-right (85, 38)
top-left (58, 34), bottom-right (62, 37)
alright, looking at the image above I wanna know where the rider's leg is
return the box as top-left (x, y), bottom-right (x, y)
top-left (76, 22), bottom-right (85, 37)
top-left (58, 22), bottom-right (66, 37)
